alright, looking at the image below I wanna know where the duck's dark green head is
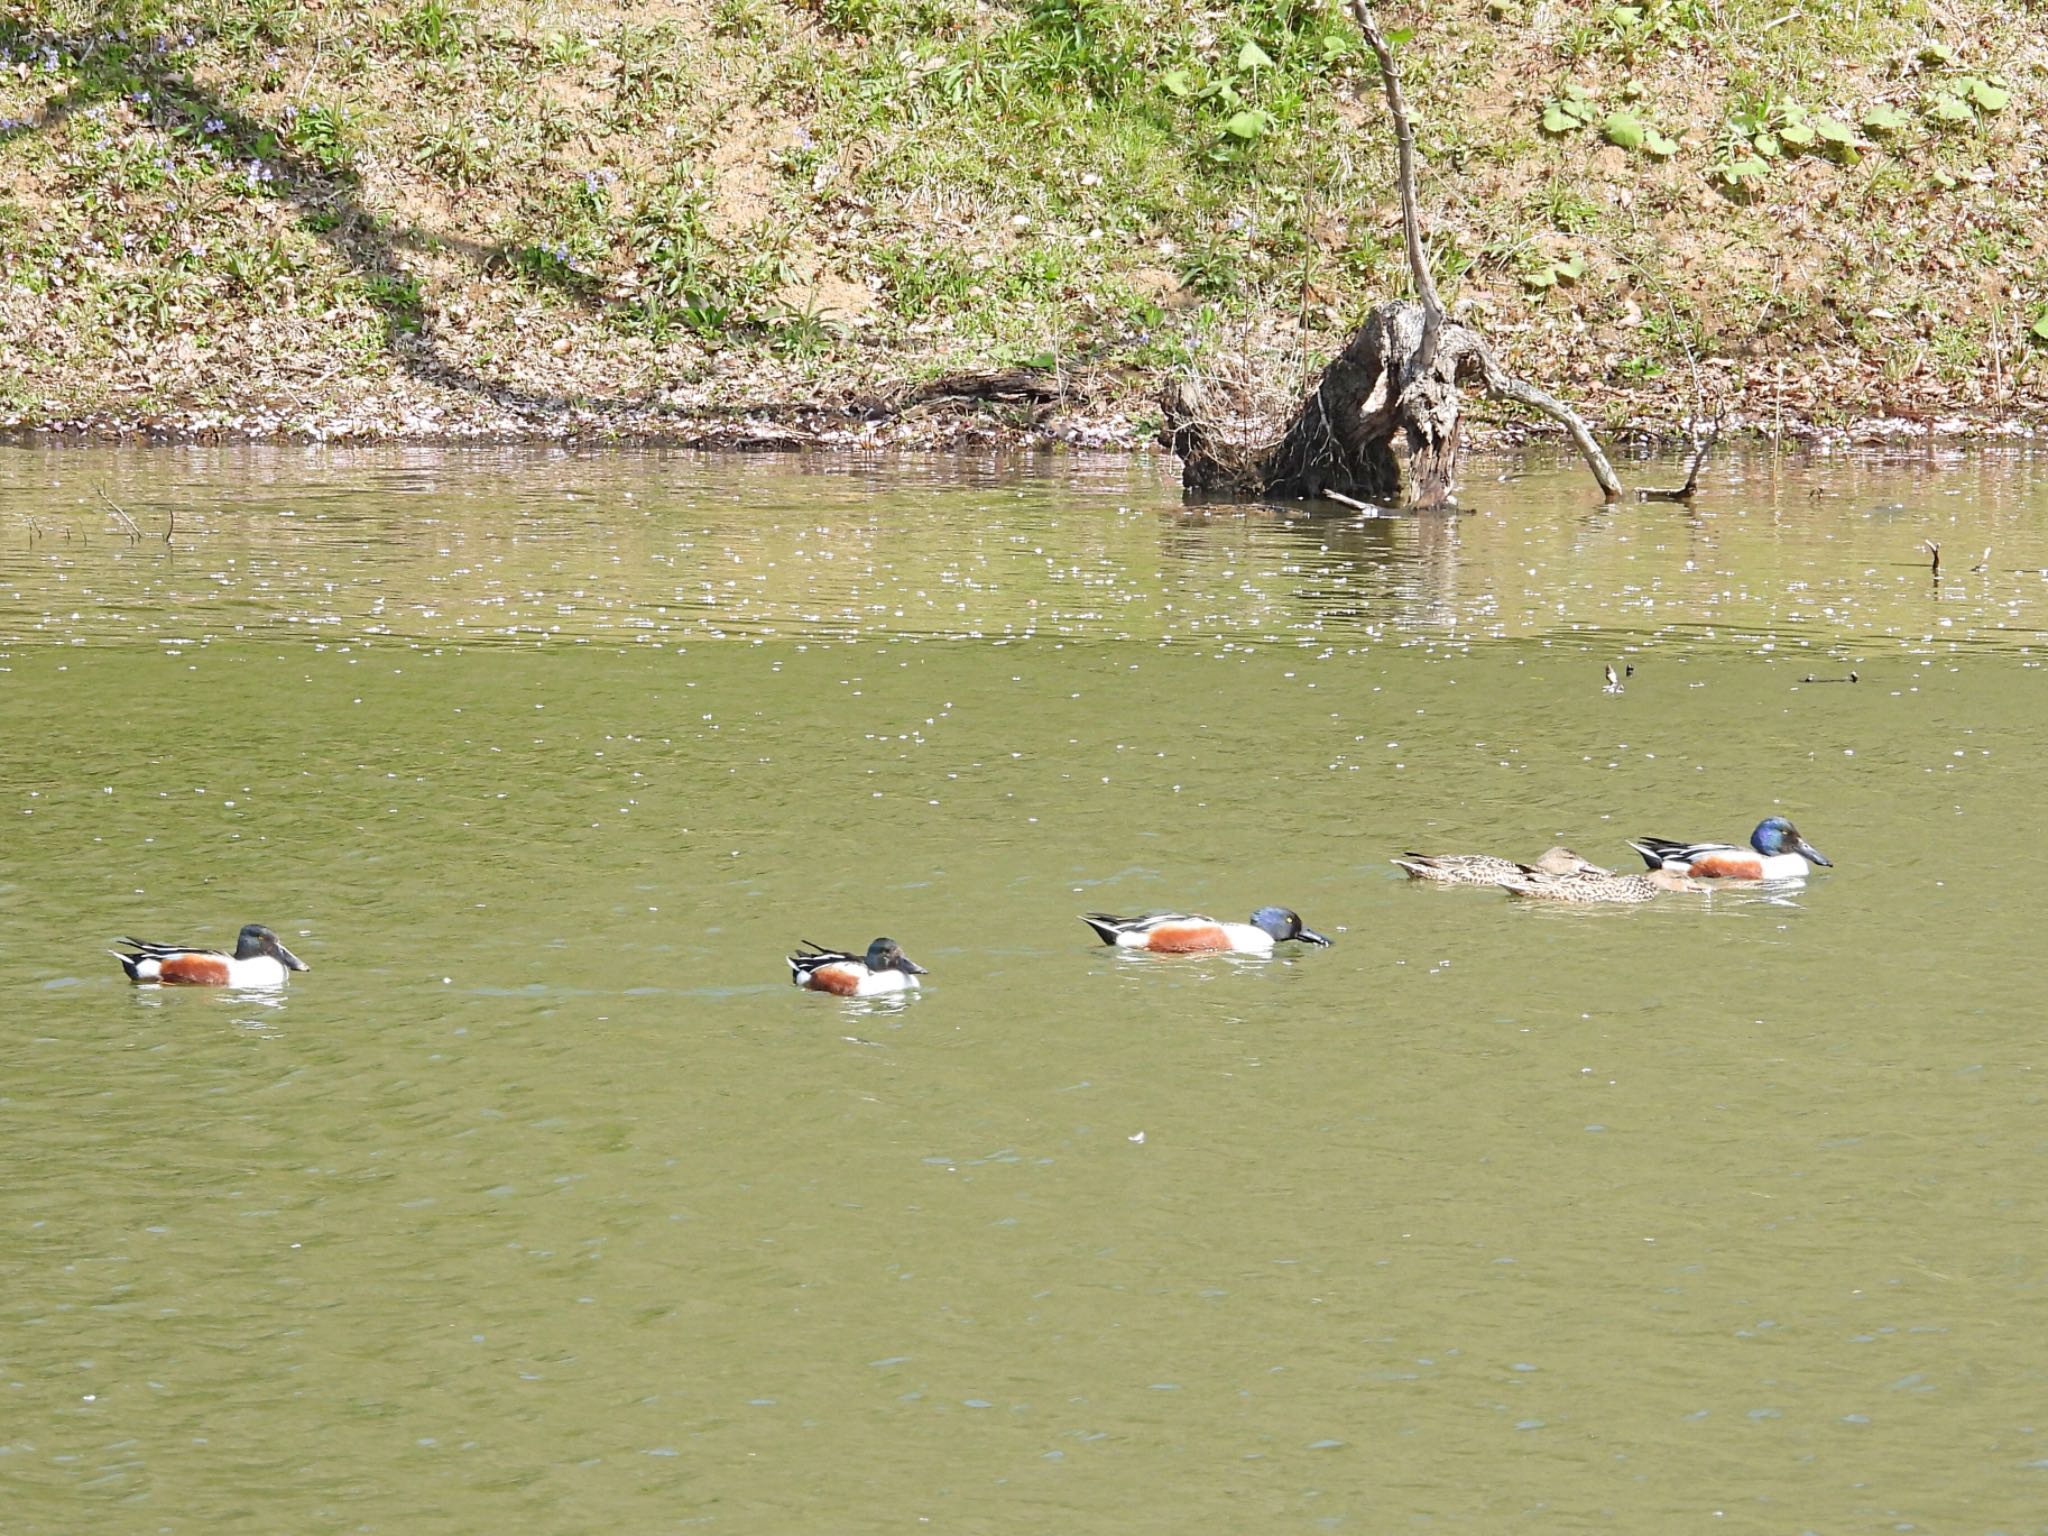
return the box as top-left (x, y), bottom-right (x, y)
top-left (865, 937), bottom-right (927, 975)
top-left (237, 923), bottom-right (309, 971)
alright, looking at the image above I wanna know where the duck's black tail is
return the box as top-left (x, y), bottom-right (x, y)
top-left (1078, 913), bottom-right (1128, 946)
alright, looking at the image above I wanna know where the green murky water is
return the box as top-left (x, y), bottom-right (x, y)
top-left (3, 443), bottom-right (2047, 1533)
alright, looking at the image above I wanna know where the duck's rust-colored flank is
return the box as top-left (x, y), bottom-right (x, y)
top-left (805, 964), bottom-right (863, 997)
top-left (1680, 852), bottom-right (1765, 879)
top-left (157, 954), bottom-right (233, 985)
top-left (1141, 922), bottom-right (1232, 953)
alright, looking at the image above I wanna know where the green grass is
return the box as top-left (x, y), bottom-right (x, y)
top-left (0, 0), bottom-right (2040, 431)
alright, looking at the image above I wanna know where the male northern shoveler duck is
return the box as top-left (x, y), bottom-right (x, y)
top-left (1627, 816), bottom-right (1833, 880)
top-left (112, 924), bottom-right (309, 987)
top-left (788, 937), bottom-right (927, 997)
top-left (1498, 866), bottom-right (1703, 903)
top-left (1079, 906), bottom-right (1332, 954)
top-left (1392, 845), bottom-right (1606, 886)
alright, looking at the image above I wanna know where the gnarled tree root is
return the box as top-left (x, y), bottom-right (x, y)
top-left (1160, 300), bottom-right (1622, 509)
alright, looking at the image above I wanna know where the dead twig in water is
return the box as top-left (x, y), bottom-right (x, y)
top-left (1321, 488), bottom-right (1385, 517)
top-left (94, 485), bottom-right (143, 541)
top-left (1923, 539), bottom-right (1941, 577)
top-left (165, 507), bottom-right (176, 544)
top-left (1637, 415), bottom-right (1722, 502)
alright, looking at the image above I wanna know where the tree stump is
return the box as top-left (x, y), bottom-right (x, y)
top-left (1162, 299), bottom-right (1476, 508)
top-left (1158, 1), bottom-right (1623, 512)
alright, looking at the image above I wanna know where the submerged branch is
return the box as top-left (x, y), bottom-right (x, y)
top-left (1470, 344), bottom-right (1623, 500)
top-left (1320, 488), bottom-right (1384, 515)
top-left (1637, 415), bottom-right (1721, 501)
top-left (94, 486), bottom-right (144, 540)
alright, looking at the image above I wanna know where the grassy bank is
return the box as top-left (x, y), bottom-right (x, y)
top-left (0, 0), bottom-right (2043, 446)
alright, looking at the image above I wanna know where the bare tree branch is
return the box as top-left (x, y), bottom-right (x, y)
top-left (1347, 2), bottom-right (1442, 345)
top-left (1468, 341), bottom-right (1625, 499)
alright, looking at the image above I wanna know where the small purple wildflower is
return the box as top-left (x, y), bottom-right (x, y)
top-left (205, 117), bottom-right (226, 135)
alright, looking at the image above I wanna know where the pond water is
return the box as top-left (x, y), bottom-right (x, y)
top-left (2, 442), bottom-right (2046, 1534)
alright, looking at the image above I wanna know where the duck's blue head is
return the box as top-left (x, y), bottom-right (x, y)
top-left (1251, 907), bottom-right (1332, 946)
top-left (865, 937), bottom-right (928, 975)
top-left (1751, 816), bottom-right (1831, 867)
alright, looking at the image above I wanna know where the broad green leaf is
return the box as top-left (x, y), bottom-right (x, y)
top-left (1542, 102), bottom-right (1579, 133)
top-left (1220, 109), bottom-right (1269, 140)
top-left (1610, 4), bottom-right (1644, 25)
top-left (1928, 93), bottom-right (1972, 124)
top-left (1237, 40), bottom-right (1274, 72)
top-left (1644, 129), bottom-right (1679, 157)
top-left (1712, 155), bottom-right (1769, 186)
top-left (1814, 116), bottom-right (1854, 145)
top-left (1603, 111), bottom-right (1645, 150)
top-left (1319, 32), bottom-right (1350, 60)
top-left (1384, 26), bottom-right (1414, 44)
top-left (1967, 78), bottom-right (2008, 111)
top-left (1159, 67), bottom-right (1193, 98)
top-left (1930, 167), bottom-right (1957, 189)
top-left (2030, 314), bottom-right (2048, 343)
top-left (1522, 267), bottom-right (1557, 289)
top-left (1753, 130), bottom-right (1781, 157)
top-left (1555, 254), bottom-right (1587, 282)
top-left (1918, 41), bottom-right (1956, 66)
top-left (1862, 103), bottom-right (1911, 134)
top-left (1778, 121), bottom-right (1815, 148)
top-left (1019, 351), bottom-right (1057, 370)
